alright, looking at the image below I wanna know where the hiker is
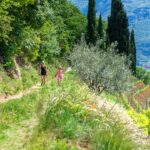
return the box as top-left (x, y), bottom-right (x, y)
top-left (39, 61), bottom-right (47, 85)
top-left (56, 65), bottom-right (63, 85)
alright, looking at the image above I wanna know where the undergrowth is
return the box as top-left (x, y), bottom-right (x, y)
top-left (0, 66), bottom-right (39, 97)
top-left (0, 81), bottom-right (55, 150)
top-left (0, 70), bottom-right (147, 150)
top-left (28, 72), bottom-right (138, 150)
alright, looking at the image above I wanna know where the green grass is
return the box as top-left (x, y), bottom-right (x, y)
top-left (0, 81), bottom-right (57, 150)
top-left (0, 65), bottom-right (58, 150)
top-left (0, 66), bottom-right (40, 97)
top-left (29, 72), bottom-right (138, 150)
top-left (0, 94), bottom-right (37, 142)
top-left (27, 134), bottom-right (79, 150)
top-left (21, 66), bottom-right (39, 90)
top-left (0, 71), bottom-right (146, 150)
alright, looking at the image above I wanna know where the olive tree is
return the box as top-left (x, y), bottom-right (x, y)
top-left (70, 38), bottom-right (134, 94)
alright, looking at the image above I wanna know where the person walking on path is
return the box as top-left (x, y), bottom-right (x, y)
top-left (56, 65), bottom-right (63, 85)
top-left (39, 61), bottom-right (47, 85)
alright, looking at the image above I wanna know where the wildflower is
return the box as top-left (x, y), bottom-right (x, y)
top-left (92, 104), bottom-right (97, 109)
top-left (84, 100), bottom-right (91, 105)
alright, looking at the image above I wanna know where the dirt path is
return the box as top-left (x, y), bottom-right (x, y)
top-left (0, 83), bottom-right (41, 104)
top-left (97, 96), bottom-right (150, 150)
top-left (0, 67), bottom-right (73, 150)
top-left (0, 67), bottom-right (72, 104)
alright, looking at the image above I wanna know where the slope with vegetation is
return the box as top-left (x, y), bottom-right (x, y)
top-left (1, 71), bottom-right (149, 150)
top-left (0, 0), bottom-right (86, 69)
top-left (0, 0), bottom-right (150, 149)
top-left (136, 67), bottom-right (150, 85)
top-left (0, 64), bottom-right (40, 99)
top-left (69, 37), bottom-right (150, 146)
top-left (0, 0), bottom-right (86, 97)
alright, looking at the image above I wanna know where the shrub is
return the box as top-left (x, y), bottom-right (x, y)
top-left (128, 109), bottom-right (149, 134)
top-left (91, 120), bottom-right (136, 150)
top-left (70, 38), bottom-right (134, 94)
top-left (136, 67), bottom-right (150, 85)
top-left (145, 109), bottom-right (150, 135)
top-left (17, 26), bottom-right (41, 62)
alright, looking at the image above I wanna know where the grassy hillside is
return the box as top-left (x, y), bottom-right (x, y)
top-left (29, 72), bottom-right (136, 149)
top-left (103, 85), bottom-right (150, 136)
top-left (0, 65), bottom-right (39, 98)
top-left (0, 1), bottom-right (149, 149)
top-left (0, 70), bottom-right (149, 150)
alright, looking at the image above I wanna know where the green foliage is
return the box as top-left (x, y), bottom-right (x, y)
top-left (29, 138), bottom-right (79, 150)
top-left (21, 66), bottom-right (39, 89)
top-left (38, 21), bottom-right (60, 62)
top-left (66, 14), bottom-right (87, 45)
top-left (18, 26), bottom-right (41, 62)
top-left (0, 92), bottom-right (39, 136)
top-left (145, 109), bottom-right (150, 135)
top-left (12, 0), bottom-right (35, 6)
top-left (0, 1), bottom-right (14, 63)
top-left (26, 1), bottom-right (54, 28)
top-left (97, 14), bottom-right (106, 48)
top-left (0, 71), bottom-right (143, 149)
top-left (50, 0), bottom-right (87, 54)
top-left (0, 92), bottom-right (44, 150)
top-left (0, 8), bottom-right (13, 44)
top-left (3, 57), bottom-right (14, 69)
top-left (0, 0), bottom-right (86, 67)
top-left (128, 109), bottom-right (150, 135)
top-left (0, 75), bottom-right (55, 150)
top-left (91, 120), bottom-right (136, 150)
top-left (136, 67), bottom-right (150, 85)
top-left (70, 38), bottom-right (134, 93)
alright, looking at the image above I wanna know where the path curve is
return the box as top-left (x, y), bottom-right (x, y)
top-left (0, 83), bottom-right (41, 104)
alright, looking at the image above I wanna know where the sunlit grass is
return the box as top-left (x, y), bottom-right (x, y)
top-left (29, 72), bottom-right (138, 150)
top-left (0, 71), bottom-right (147, 150)
top-left (0, 66), bottom-right (40, 97)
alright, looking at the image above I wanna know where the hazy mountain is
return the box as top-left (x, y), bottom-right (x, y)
top-left (70, 0), bottom-right (150, 68)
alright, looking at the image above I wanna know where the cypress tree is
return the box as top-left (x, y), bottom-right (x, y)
top-left (97, 14), bottom-right (103, 39)
top-left (87, 0), bottom-right (96, 45)
top-left (130, 30), bottom-right (136, 74)
top-left (107, 0), bottom-right (130, 55)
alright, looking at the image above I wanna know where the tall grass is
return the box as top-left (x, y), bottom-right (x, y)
top-left (0, 71), bottom-right (144, 149)
top-left (0, 77), bottom-right (58, 149)
top-left (0, 93), bottom-right (38, 133)
top-left (22, 66), bottom-right (39, 90)
top-left (29, 72), bottom-right (138, 150)
top-left (0, 66), bottom-right (39, 97)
